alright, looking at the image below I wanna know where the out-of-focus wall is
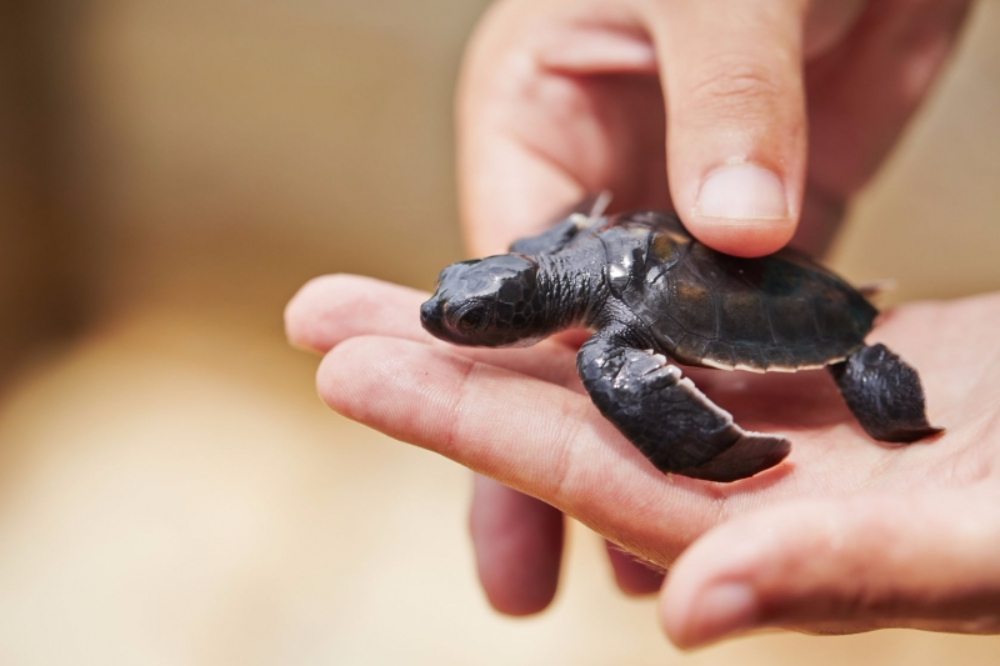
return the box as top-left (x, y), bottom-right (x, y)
top-left (62, 0), bottom-right (480, 331)
top-left (833, 0), bottom-right (1000, 302)
top-left (0, 1), bottom-right (84, 383)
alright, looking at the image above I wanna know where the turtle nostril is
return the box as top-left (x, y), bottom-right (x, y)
top-left (420, 299), bottom-right (442, 328)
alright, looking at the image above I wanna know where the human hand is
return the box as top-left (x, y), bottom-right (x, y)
top-left (286, 275), bottom-right (1000, 647)
top-left (457, 0), bottom-right (971, 615)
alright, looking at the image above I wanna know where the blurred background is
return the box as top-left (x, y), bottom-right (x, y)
top-left (1, 0), bottom-right (999, 664)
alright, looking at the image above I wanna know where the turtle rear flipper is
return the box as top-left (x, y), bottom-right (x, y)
top-left (829, 343), bottom-right (943, 442)
top-left (577, 327), bottom-right (790, 482)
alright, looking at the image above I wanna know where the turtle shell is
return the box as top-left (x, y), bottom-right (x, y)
top-left (604, 212), bottom-right (878, 372)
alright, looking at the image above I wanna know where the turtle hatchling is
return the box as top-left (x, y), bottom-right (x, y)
top-left (420, 196), bottom-right (942, 482)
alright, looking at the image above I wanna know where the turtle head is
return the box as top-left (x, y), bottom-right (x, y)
top-left (421, 254), bottom-right (550, 347)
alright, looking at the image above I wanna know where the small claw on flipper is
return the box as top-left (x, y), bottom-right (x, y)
top-left (677, 433), bottom-right (791, 483)
top-left (560, 190), bottom-right (612, 221)
top-left (588, 190), bottom-right (613, 218)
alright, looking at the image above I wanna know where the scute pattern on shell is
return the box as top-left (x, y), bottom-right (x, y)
top-left (600, 215), bottom-right (879, 371)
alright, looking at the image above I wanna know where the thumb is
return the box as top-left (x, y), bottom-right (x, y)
top-left (643, 0), bottom-right (808, 257)
top-left (661, 490), bottom-right (1000, 648)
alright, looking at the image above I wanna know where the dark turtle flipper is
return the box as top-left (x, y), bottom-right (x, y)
top-left (509, 192), bottom-right (610, 255)
top-left (829, 343), bottom-right (943, 443)
top-left (577, 328), bottom-right (790, 482)
top-left (509, 218), bottom-right (587, 255)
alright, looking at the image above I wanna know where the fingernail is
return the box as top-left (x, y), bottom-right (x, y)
top-left (694, 163), bottom-right (788, 221)
top-left (685, 582), bottom-right (759, 646)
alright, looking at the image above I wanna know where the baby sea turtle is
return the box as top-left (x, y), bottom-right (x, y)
top-left (420, 197), bottom-right (941, 482)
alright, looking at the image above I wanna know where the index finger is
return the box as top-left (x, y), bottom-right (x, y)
top-left (457, 0), bottom-right (662, 255)
top-left (318, 333), bottom-right (723, 563)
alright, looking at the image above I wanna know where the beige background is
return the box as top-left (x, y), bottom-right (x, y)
top-left (1, 0), bottom-right (999, 664)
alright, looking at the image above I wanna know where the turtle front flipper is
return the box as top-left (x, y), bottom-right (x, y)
top-left (509, 192), bottom-right (611, 255)
top-left (577, 328), bottom-right (791, 482)
top-left (829, 343), bottom-right (943, 442)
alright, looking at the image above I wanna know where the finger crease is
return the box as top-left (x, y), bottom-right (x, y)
top-left (546, 401), bottom-right (591, 509)
top-left (443, 356), bottom-right (480, 461)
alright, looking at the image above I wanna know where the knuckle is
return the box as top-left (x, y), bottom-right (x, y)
top-left (507, 52), bottom-right (595, 127)
top-left (683, 58), bottom-right (787, 118)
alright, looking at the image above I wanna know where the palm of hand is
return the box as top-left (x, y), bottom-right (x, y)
top-left (287, 274), bottom-right (1000, 643)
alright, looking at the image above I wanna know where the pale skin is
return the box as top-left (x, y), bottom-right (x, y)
top-left (285, 0), bottom-right (999, 650)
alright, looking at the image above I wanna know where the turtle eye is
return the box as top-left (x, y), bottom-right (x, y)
top-left (455, 304), bottom-right (488, 333)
